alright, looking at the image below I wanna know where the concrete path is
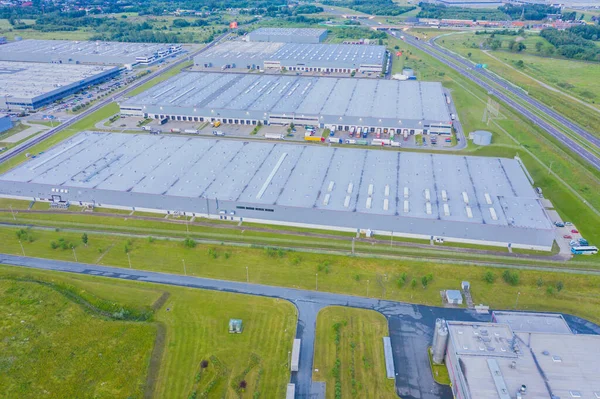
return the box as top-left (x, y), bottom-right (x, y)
top-left (1, 254), bottom-right (598, 398)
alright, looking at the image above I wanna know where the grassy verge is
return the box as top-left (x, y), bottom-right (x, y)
top-left (0, 264), bottom-right (297, 399)
top-left (428, 347), bottom-right (451, 385)
top-left (313, 307), bottom-right (396, 398)
top-left (3, 226), bottom-right (600, 325)
top-left (0, 122), bottom-right (29, 142)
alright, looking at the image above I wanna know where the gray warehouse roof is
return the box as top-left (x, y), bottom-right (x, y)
top-left (0, 39), bottom-right (179, 65)
top-left (0, 132), bottom-right (555, 248)
top-left (447, 320), bottom-right (600, 399)
top-left (248, 27), bottom-right (327, 42)
top-left (194, 41), bottom-right (386, 69)
top-left (491, 312), bottom-right (572, 334)
top-left (121, 72), bottom-right (451, 128)
top-left (0, 61), bottom-right (118, 100)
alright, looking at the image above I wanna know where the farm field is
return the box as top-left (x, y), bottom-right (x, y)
top-left (0, 265), bottom-right (297, 399)
top-left (312, 307), bottom-right (396, 398)
top-left (2, 225), bottom-right (600, 325)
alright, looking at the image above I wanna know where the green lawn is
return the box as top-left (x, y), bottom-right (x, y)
top-left (437, 31), bottom-right (600, 137)
top-left (0, 122), bottom-right (29, 142)
top-left (0, 271), bottom-right (157, 399)
top-left (0, 265), bottom-right (297, 399)
top-left (313, 307), bottom-right (396, 398)
top-left (3, 225), bottom-right (600, 325)
top-left (428, 347), bottom-right (451, 385)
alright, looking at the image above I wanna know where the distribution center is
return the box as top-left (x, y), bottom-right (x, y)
top-left (120, 72), bottom-right (452, 135)
top-left (194, 41), bottom-right (386, 74)
top-left (441, 313), bottom-right (600, 399)
top-left (0, 39), bottom-right (183, 66)
top-left (0, 61), bottom-right (120, 110)
top-left (247, 27), bottom-right (327, 43)
top-left (0, 132), bottom-right (554, 250)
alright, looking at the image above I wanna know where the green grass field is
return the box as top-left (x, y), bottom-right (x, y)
top-left (0, 265), bottom-right (297, 399)
top-left (428, 347), bottom-right (450, 385)
top-left (3, 224), bottom-right (600, 325)
top-left (313, 307), bottom-right (396, 398)
top-left (437, 32), bottom-right (600, 137)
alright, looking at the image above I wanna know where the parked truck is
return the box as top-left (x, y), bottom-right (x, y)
top-left (212, 130), bottom-right (225, 136)
top-left (265, 133), bottom-right (285, 140)
top-left (184, 129), bottom-right (198, 134)
top-left (328, 137), bottom-right (342, 144)
top-left (305, 136), bottom-right (324, 142)
top-left (291, 339), bottom-right (301, 372)
top-left (170, 128), bottom-right (181, 133)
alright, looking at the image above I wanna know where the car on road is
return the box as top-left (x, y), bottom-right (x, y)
top-left (563, 235), bottom-right (572, 239)
top-left (569, 240), bottom-right (578, 247)
top-left (554, 222), bottom-right (565, 227)
top-left (571, 229), bottom-right (579, 234)
top-left (565, 222), bottom-right (573, 226)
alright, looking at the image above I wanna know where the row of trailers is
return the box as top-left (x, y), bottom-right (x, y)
top-left (338, 126), bottom-right (420, 139)
top-left (287, 339), bottom-right (301, 399)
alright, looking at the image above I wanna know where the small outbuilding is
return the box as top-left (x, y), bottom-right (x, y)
top-left (471, 130), bottom-right (492, 146)
top-left (461, 281), bottom-right (470, 291)
top-left (446, 290), bottom-right (463, 305)
top-left (228, 319), bottom-right (243, 333)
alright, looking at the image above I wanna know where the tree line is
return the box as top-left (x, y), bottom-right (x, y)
top-left (540, 27), bottom-right (600, 61)
top-left (322, 0), bottom-right (415, 16)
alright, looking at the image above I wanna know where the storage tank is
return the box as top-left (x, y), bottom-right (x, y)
top-left (472, 130), bottom-right (492, 146)
top-left (432, 319), bottom-right (449, 364)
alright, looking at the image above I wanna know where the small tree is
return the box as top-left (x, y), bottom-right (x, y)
top-left (421, 276), bottom-right (429, 288)
top-left (502, 270), bottom-right (520, 286)
top-left (556, 281), bottom-right (564, 292)
top-left (410, 278), bottom-right (417, 289)
top-left (239, 380), bottom-right (247, 391)
top-left (536, 277), bottom-right (544, 287)
top-left (200, 359), bottom-right (209, 369)
top-left (483, 271), bottom-right (496, 284)
top-left (82, 233), bottom-right (88, 246)
top-left (184, 237), bottom-right (197, 248)
top-left (546, 285), bottom-right (556, 296)
top-left (467, 52), bottom-right (472, 58)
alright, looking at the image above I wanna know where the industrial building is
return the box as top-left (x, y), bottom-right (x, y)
top-left (0, 132), bottom-right (555, 250)
top-left (437, 314), bottom-right (600, 399)
top-left (120, 72), bottom-right (452, 135)
top-left (0, 61), bottom-right (120, 111)
top-left (0, 114), bottom-right (12, 134)
top-left (247, 27), bottom-right (327, 44)
top-left (0, 39), bottom-right (183, 66)
top-left (193, 41), bottom-right (386, 74)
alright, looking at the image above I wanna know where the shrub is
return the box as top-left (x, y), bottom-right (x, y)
top-left (556, 281), bottom-right (564, 292)
top-left (421, 276), bottom-right (429, 288)
top-left (483, 271), bottom-right (496, 283)
top-left (183, 237), bottom-right (197, 248)
top-left (502, 270), bottom-right (520, 286)
top-left (411, 278), bottom-right (417, 289)
top-left (546, 285), bottom-right (556, 296)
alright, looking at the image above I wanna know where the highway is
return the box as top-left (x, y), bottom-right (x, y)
top-left (396, 32), bottom-right (600, 171)
top-left (0, 32), bottom-right (229, 165)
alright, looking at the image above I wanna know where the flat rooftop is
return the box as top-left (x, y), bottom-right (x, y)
top-left (447, 320), bottom-right (600, 399)
top-left (0, 39), bottom-right (178, 64)
top-left (0, 132), bottom-right (554, 248)
top-left (0, 61), bottom-right (118, 99)
top-left (492, 311), bottom-right (572, 334)
top-left (121, 71), bottom-right (451, 126)
top-left (195, 41), bottom-right (386, 68)
top-left (249, 27), bottom-right (327, 38)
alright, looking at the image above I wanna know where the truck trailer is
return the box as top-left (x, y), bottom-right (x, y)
top-left (291, 339), bottom-right (301, 372)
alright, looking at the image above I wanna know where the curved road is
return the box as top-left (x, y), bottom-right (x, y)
top-left (2, 254), bottom-right (599, 399)
top-left (397, 33), bottom-right (600, 171)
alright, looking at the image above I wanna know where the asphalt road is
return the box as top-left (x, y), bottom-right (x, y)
top-left (2, 254), bottom-right (599, 398)
top-left (396, 32), bottom-right (600, 171)
top-left (0, 33), bottom-right (229, 165)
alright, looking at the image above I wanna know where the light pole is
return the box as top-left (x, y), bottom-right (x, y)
top-left (246, 266), bottom-right (249, 282)
top-left (514, 291), bottom-right (521, 310)
top-left (127, 252), bottom-right (132, 269)
top-left (72, 247), bottom-right (77, 262)
top-left (315, 273), bottom-right (318, 291)
top-left (183, 259), bottom-right (187, 276)
top-left (18, 240), bottom-right (25, 256)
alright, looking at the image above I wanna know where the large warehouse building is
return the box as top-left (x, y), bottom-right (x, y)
top-left (0, 132), bottom-right (555, 250)
top-left (247, 27), bottom-right (327, 43)
top-left (0, 39), bottom-right (183, 66)
top-left (120, 72), bottom-right (452, 134)
top-left (0, 61), bottom-right (120, 110)
top-left (442, 314), bottom-right (600, 399)
top-left (193, 41), bottom-right (386, 74)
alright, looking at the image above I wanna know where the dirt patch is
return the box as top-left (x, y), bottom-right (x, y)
top-left (144, 321), bottom-right (167, 399)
